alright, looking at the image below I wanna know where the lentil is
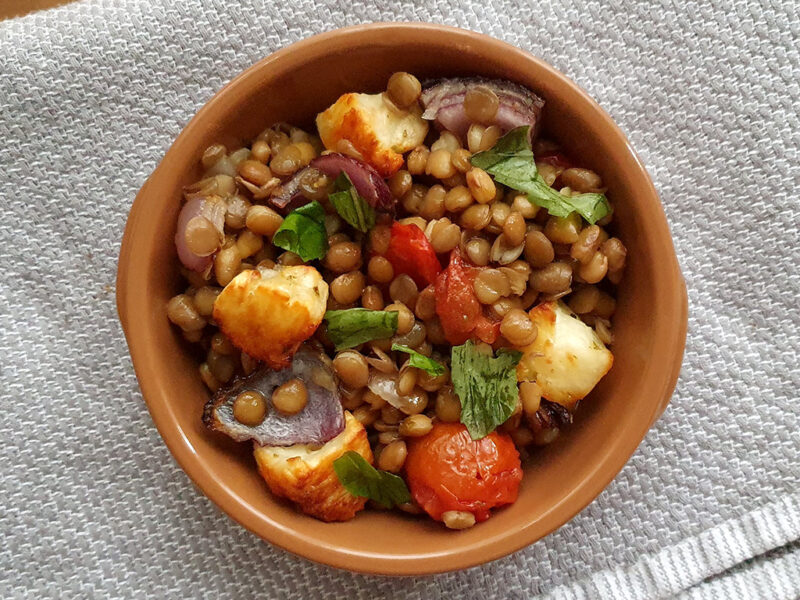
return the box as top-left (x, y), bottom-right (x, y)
top-left (511, 194), bottom-right (538, 219)
top-left (524, 229), bottom-right (555, 267)
top-left (214, 246), bottom-right (241, 287)
top-left (399, 414), bottom-right (434, 437)
top-left (250, 140), bottom-right (271, 163)
top-left (325, 242), bottom-right (362, 273)
top-left (465, 236), bottom-right (491, 266)
top-left (225, 194), bottom-right (250, 230)
top-left (333, 350), bottom-right (369, 389)
top-left (378, 440), bottom-right (407, 473)
top-left (385, 302), bottom-right (415, 335)
top-left (435, 386), bottom-right (462, 422)
top-left (207, 349), bottom-right (236, 383)
top-left (331, 271), bottom-right (366, 304)
top-left (192, 286), bottom-right (220, 317)
top-left (503, 211), bottom-right (527, 246)
top-left (594, 292), bottom-right (617, 319)
top-left (414, 285), bottom-right (437, 321)
top-left (236, 230), bottom-right (263, 259)
top-left (544, 213), bottom-right (582, 244)
top-left (451, 148), bottom-right (473, 172)
top-left (406, 146), bottom-right (430, 175)
top-left (561, 167), bottom-right (602, 192)
top-left (444, 185), bottom-right (474, 212)
top-left (530, 262), bottom-right (573, 294)
top-left (500, 309), bottom-right (538, 347)
top-left (474, 269), bottom-right (511, 304)
top-left (428, 218), bottom-right (461, 253)
top-left (570, 225), bottom-right (602, 264)
top-left (233, 390), bottom-right (268, 426)
top-left (389, 274), bottom-right (419, 308)
top-left (601, 237), bottom-right (627, 272)
top-left (431, 132), bottom-right (461, 153)
top-left (361, 285), bottom-right (384, 310)
top-left (578, 251), bottom-right (609, 284)
top-left (463, 86), bottom-right (499, 124)
top-left (184, 216), bottom-right (221, 256)
top-left (420, 185), bottom-right (447, 219)
top-left (466, 168), bottom-right (496, 204)
top-left (237, 160), bottom-right (273, 186)
top-left (388, 169), bottom-right (412, 198)
top-left (426, 149), bottom-right (457, 180)
top-left (386, 72), bottom-right (422, 108)
top-left (459, 204), bottom-right (491, 230)
top-left (246, 205), bottom-right (283, 237)
top-left (272, 378), bottom-right (308, 415)
top-left (166, 294), bottom-right (206, 331)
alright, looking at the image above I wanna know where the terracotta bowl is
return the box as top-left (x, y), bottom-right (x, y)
top-left (117, 23), bottom-right (688, 575)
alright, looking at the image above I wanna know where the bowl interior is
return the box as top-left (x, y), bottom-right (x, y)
top-left (118, 24), bottom-right (686, 575)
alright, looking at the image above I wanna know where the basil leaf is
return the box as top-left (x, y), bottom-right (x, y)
top-left (470, 126), bottom-right (611, 224)
top-left (451, 340), bottom-right (523, 440)
top-left (392, 344), bottom-right (445, 376)
top-left (272, 200), bottom-right (328, 261)
top-left (324, 308), bottom-right (398, 351)
top-left (333, 451), bottom-right (411, 508)
top-left (328, 172), bottom-right (375, 233)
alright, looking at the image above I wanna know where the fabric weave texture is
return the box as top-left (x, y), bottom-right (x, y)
top-left (1, 0), bottom-right (798, 598)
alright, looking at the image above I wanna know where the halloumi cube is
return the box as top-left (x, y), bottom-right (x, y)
top-left (517, 301), bottom-right (613, 409)
top-left (316, 92), bottom-right (428, 177)
top-left (213, 264), bottom-right (328, 369)
top-left (253, 411), bottom-right (373, 522)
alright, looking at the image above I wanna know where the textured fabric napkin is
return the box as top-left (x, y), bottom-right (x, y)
top-left (1, 0), bottom-right (798, 598)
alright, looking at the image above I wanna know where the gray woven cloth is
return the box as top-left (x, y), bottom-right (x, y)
top-left (1, 0), bottom-right (798, 598)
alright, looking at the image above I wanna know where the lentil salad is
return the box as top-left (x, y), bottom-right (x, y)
top-left (166, 72), bottom-right (626, 528)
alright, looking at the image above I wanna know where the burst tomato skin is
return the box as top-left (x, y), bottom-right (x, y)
top-left (434, 249), bottom-right (500, 345)
top-left (383, 222), bottom-right (442, 287)
top-left (405, 422), bottom-right (522, 522)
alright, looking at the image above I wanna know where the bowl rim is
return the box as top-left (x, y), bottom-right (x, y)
top-left (117, 22), bottom-right (688, 575)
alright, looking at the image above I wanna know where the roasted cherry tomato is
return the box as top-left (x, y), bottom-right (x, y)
top-left (384, 222), bottom-right (442, 287)
top-left (434, 249), bottom-right (500, 345)
top-left (405, 422), bottom-right (522, 522)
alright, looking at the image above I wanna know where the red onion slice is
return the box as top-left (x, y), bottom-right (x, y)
top-left (269, 154), bottom-right (395, 213)
top-left (269, 166), bottom-right (317, 212)
top-left (174, 196), bottom-right (226, 272)
top-left (203, 346), bottom-right (345, 446)
top-left (420, 77), bottom-right (545, 141)
top-left (312, 153), bottom-right (394, 209)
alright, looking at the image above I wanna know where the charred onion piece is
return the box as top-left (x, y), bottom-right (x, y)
top-left (204, 347), bottom-right (345, 446)
top-left (174, 195), bottom-right (226, 272)
top-left (525, 399), bottom-right (573, 436)
top-left (420, 77), bottom-right (545, 141)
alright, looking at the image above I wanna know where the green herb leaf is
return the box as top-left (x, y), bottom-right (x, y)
top-left (272, 200), bottom-right (328, 262)
top-left (324, 308), bottom-right (398, 351)
top-left (470, 126), bottom-right (611, 224)
top-left (333, 450), bottom-right (411, 508)
top-left (451, 340), bottom-right (523, 440)
top-left (392, 344), bottom-right (446, 376)
top-left (328, 172), bottom-right (376, 233)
